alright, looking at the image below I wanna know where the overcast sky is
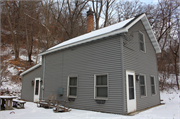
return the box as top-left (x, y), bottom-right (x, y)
top-left (137, 0), bottom-right (159, 4)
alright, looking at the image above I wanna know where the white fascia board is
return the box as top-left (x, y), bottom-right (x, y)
top-left (126, 14), bottom-right (146, 30)
top-left (20, 64), bottom-right (41, 76)
top-left (38, 13), bottom-right (161, 56)
top-left (128, 13), bottom-right (161, 54)
top-left (20, 56), bottom-right (42, 76)
top-left (38, 28), bottom-right (128, 56)
top-left (142, 15), bottom-right (161, 53)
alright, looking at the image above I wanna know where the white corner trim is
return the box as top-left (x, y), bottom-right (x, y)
top-left (20, 56), bottom-right (42, 76)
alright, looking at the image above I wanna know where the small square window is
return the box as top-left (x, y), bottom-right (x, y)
top-left (94, 74), bottom-right (108, 100)
top-left (68, 77), bottom-right (78, 97)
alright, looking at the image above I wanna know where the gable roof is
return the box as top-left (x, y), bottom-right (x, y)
top-left (39, 13), bottom-right (161, 56)
top-left (21, 13), bottom-right (161, 76)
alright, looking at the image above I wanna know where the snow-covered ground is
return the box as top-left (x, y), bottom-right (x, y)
top-left (0, 90), bottom-right (179, 119)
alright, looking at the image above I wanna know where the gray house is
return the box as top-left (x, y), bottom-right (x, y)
top-left (20, 12), bottom-right (161, 114)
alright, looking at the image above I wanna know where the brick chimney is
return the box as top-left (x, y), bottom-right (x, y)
top-left (87, 8), bottom-right (94, 33)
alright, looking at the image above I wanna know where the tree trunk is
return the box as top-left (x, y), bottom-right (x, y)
top-left (25, 15), bottom-right (30, 61)
top-left (28, 22), bottom-right (33, 63)
top-left (5, 1), bottom-right (19, 61)
top-left (174, 59), bottom-right (179, 90)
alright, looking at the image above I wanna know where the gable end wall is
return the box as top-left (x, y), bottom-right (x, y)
top-left (21, 66), bottom-right (43, 101)
top-left (123, 20), bottom-right (160, 111)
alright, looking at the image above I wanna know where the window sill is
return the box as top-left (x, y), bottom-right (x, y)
top-left (152, 94), bottom-right (156, 96)
top-left (68, 97), bottom-right (76, 102)
top-left (95, 99), bottom-right (107, 104)
top-left (68, 96), bottom-right (77, 98)
top-left (94, 97), bottom-right (108, 100)
top-left (140, 95), bottom-right (147, 98)
top-left (140, 50), bottom-right (146, 53)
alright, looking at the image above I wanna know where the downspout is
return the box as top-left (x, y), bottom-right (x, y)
top-left (42, 55), bottom-right (46, 99)
top-left (120, 35), bottom-right (126, 114)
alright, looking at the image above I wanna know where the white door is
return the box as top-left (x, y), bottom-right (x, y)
top-left (34, 78), bottom-right (41, 102)
top-left (126, 71), bottom-right (137, 113)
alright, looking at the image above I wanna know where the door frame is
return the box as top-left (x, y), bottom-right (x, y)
top-left (126, 70), bottom-right (137, 113)
top-left (33, 78), bottom-right (41, 102)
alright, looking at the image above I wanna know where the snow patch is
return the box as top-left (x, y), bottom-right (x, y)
top-left (7, 65), bottom-right (19, 76)
top-left (0, 90), bottom-right (179, 119)
top-left (19, 55), bottom-right (28, 61)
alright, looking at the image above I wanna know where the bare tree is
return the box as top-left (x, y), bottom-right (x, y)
top-left (51, 0), bottom-right (88, 40)
top-left (5, 1), bottom-right (21, 61)
top-left (40, 0), bottom-right (53, 49)
top-left (170, 40), bottom-right (179, 90)
top-left (102, 0), bottom-right (116, 27)
top-left (115, 0), bottom-right (180, 90)
top-left (92, 0), bottom-right (104, 30)
top-left (116, 0), bottom-right (144, 22)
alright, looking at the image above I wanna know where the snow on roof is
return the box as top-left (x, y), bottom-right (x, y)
top-left (38, 13), bottom-right (161, 56)
top-left (21, 14), bottom-right (161, 76)
top-left (39, 17), bottom-right (134, 55)
top-left (38, 13), bottom-right (163, 56)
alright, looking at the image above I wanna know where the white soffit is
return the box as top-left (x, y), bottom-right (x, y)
top-left (141, 16), bottom-right (161, 53)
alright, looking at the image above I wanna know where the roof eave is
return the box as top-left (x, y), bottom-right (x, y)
top-left (140, 15), bottom-right (161, 54)
top-left (39, 13), bottom-right (161, 56)
top-left (20, 64), bottom-right (41, 76)
top-left (38, 28), bottom-right (128, 56)
top-left (20, 56), bottom-right (42, 76)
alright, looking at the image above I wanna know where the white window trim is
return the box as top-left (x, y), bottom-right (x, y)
top-left (94, 74), bottom-right (109, 100)
top-left (139, 31), bottom-right (146, 53)
top-left (67, 76), bottom-right (78, 98)
top-left (150, 75), bottom-right (156, 96)
top-left (139, 74), bottom-right (147, 98)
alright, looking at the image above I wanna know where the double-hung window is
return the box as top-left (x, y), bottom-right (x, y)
top-left (94, 74), bottom-right (108, 99)
top-left (68, 77), bottom-right (78, 98)
top-left (139, 74), bottom-right (146, 97)
top-left (139, 31), bottom-right (146, 52)
top-left (150, 76), bottom-right (156, 95)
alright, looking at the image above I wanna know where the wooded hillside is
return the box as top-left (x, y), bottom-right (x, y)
top-left (0, 0), bottom-right (180, 93)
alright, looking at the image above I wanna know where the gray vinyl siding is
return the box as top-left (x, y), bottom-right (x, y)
top-left (43, 35), bottom-right (125, 114)
top-left (21, 19), bottom-right (160, 114)
top-left (21, 66), bottom-right (43, 101)
top-left (123, 20), bottom-right (160, 111)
